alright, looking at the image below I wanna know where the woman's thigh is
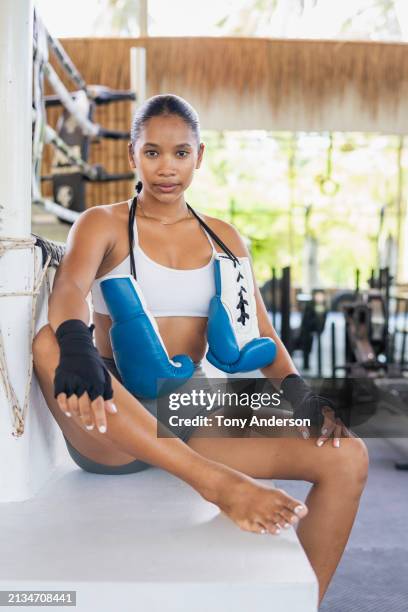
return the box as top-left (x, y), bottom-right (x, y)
top-left (187, 405), bottom-right (368, 482)
top-left (33, 324), bottom-right (146, 466)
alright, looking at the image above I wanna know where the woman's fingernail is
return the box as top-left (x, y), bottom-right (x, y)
top-left (86, 424), bottom-right (94, 431)
top-left (334, 439), bottom-right (340, 448)
top-left (321, 427), bottom-right (328, 435)
top-left (65, 411), bottom-right (71, 417)
top-left (294, 505), bottom-right (305, 515)
top-left (98, 425), bottom-right (107, 433)
top-left (302, 430), bottom-right (309, 439)
top-left (110, 404), bottom-right (118, 413)
top-left (284, 523), bottom-right (291, 529)
top-left (317, 439), bottom-right (324, 447)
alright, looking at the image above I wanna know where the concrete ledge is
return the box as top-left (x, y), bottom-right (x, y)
top-left (0, 463), bottom-right (317, 612)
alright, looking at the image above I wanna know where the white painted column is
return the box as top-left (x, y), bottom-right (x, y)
top-left (0, 0), bottom-right (59, 502)
top-left (130, 47), bottom-right (147, 113)
top-left (0, 0), bottom-right (32, 237)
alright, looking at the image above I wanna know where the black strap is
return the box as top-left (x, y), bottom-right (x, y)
top-left (128, 196), bottom-right (239, 281)
top-left (128, 195), bottom-right (138, 280)
top-left (186, 204), bottom-right (240, 266)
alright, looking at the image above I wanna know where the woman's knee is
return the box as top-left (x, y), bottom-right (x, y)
top-left (32, 324), bottom-right (58, 364)
top-left (316, 436), bottom-right (369, 489)
top-left (344, 436), bottom-right (369, 483)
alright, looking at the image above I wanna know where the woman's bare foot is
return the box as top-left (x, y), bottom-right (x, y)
top-left (199, 465), bottom-right (308, 535)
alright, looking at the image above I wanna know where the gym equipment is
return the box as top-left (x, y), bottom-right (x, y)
top-left (331, 267), bottom-right (397, 378)
top-left (280, 267), bottom-right (292, 351)
top-left (302, 204), bottom-right (320, 294)
top-left (101, 275), bottom-right (195, 399)
top-left (330, 267), bottom-right (408, 469)
top-left (260, 267), bottom-right (328, 376)
top-left (292, 289), bottom-right (328, 376)
top-left (206, 255), bottom-right (277, 373)
top-left (259, 267), bottom-right (291, 348)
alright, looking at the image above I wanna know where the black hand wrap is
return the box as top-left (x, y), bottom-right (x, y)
top-left (280, 374), bottom-right (336, 429)
top-left (54, 319), bottom-right (113, 402)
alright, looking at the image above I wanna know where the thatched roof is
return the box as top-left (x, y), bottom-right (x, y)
top-left (57, 37), bottom-right (408, 128)
top-left (43, 37), bottom-right (408, 206)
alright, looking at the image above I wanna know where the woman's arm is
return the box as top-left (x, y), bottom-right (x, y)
top-left (48, 205), bottom-right (114, 331)
top-left (47, 206), bottom-right (118, 421)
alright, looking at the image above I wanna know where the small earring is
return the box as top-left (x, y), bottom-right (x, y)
top-left (135, 181), bottom-right (143, 194)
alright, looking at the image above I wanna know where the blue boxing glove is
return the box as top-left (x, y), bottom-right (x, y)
top-left (206, 255), bottom-right (277, 373)
top-left (101, 275), bottom-right (194, 399)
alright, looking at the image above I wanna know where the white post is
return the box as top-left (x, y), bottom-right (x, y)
top-left (130, 47), bottom-right (147, 114)
top-left (0, 0), bottom-right (59, 502)
top-left (0, 0), bottom-right (32, 237)
top-left (132, 0), bottom-right (148, 111)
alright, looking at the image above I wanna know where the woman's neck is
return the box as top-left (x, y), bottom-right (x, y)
top-left (136, 191), bottom-right (189, 223)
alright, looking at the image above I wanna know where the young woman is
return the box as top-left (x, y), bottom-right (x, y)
top-left (32, 94), bottom-right (368, 605)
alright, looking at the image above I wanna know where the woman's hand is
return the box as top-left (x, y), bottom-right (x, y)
top-left (280, 373), bottom-right (355, 449)
top-left (54, 319), bottom-right (117, 432)
top-left (56, 375), bottom-right (117, 434)
top-left (297, 406), bottom-right (354, 448)
top-left (315, 406), bottom-right (354, 448)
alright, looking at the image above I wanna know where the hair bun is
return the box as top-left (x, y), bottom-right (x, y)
top-left (135, 181), bottom-right (143, 194)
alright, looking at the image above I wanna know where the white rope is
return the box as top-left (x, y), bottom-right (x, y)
top-left (0, 236), bottom-right (52, 437)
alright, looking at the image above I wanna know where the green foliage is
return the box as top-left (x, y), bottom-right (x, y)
top-left (187, 130), bottom-right (404, 289)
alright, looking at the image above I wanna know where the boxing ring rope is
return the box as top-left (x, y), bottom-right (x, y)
top-left (46, 28), bottom-right (88, 93)
top-left (0, 238), bottom-right (50, 437)
top-left (43, 63), bottom-right (100, 137)
top-left (0, 231), bottom-right (66, 438)
top-left (32, 7), bottom-right (135, 224)
top-left (33, 9), bottom-right (99, 138)
top-left (31, 8), bottom-right (81, 221)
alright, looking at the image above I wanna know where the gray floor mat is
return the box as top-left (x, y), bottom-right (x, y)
top-left (320, 548), bottom-right (408, 612)
top-left (276, 437), bottom-right (408, 611)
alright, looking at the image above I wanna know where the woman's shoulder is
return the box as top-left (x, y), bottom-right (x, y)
top-left (200, 213), bottom-right (249, 257)
top-left (83, 200), bottom-right (127, 220)
top-left (70, 202), bottom-right (128, 255)
top-left (101, 200), bottom-right (130, 219)
top-left (82, 201), bottom-right (129, 233)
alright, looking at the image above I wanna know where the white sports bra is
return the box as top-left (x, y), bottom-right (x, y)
top-left (91, 199), bottom-right (217, 317)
